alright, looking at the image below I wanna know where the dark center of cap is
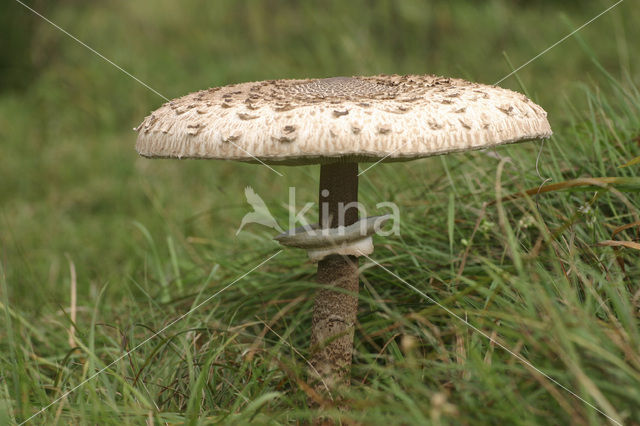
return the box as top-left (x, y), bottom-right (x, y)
top-left (289, 76), bottom-right (395, 99)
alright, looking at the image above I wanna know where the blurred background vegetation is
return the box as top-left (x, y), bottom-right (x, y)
top-left (1, 0), bottom-right (639, 424)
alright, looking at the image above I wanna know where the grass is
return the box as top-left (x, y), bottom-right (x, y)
top-left (1, 0), bottom-right (640, 424)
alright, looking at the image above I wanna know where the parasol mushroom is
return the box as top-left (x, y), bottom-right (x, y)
top-left (135, 74), bottom-right (552, 398)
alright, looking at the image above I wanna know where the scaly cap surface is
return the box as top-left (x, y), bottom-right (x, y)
top-left (135, 75), bottom-right (552, 165)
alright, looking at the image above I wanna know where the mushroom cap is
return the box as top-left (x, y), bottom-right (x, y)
top-left (135, 75), bottom-right (552, 165)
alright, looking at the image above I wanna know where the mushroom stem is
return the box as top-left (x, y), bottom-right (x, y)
top-left (310, 162), bottom-right (359, 399)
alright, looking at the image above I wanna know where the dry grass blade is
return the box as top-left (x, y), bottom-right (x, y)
top-left (66, 255), bottom-right (77, 348)
top-left (596, 240), bottom-right (640, 250)
top-left (611, 221), bottom-right (640, 239)
top-left (492, 177), bottom-right (640, 205)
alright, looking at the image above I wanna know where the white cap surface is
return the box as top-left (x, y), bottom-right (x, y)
top-left (135, 75), bottom-right (552, 165)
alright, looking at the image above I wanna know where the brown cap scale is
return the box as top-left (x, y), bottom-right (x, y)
top-left (135, 74), bottom-right (552, 402)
